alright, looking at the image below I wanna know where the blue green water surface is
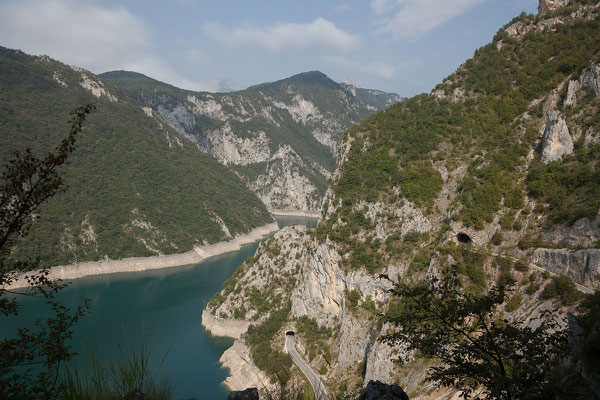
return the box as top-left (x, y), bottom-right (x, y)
top-left (1, 216), bottom-right (316, 400)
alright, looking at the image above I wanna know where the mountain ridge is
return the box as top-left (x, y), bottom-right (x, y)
top-left (205, 1), bottom-right (600, 398)
top-left (246, 70), bottom-right (342, 92)
top-left (0, 46), bottom-right (274, 268)
top-left (101, 68), bottom-right (403, 213)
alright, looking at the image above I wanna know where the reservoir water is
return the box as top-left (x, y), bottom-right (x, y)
top-left (1, 216), bottom-right (317, 400)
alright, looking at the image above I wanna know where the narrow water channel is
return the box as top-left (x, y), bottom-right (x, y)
top-left (1, 216), bottom-right (317, 400)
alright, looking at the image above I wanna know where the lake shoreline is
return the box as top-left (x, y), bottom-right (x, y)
top-left (6, 221), bottom-right (280, 290)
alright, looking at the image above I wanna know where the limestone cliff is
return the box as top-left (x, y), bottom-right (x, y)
top-left (0, 47), bottom-right (274, 268)
top-left (206, 1), bottom-right (600, 398)
top-left (101, 71), bottom-right (402, 214)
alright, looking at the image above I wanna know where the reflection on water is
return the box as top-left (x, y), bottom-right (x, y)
top-left (0, 216), bottom-right (317, 400)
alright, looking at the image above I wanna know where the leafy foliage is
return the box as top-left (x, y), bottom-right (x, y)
top-left (334, 94), bottom-right (445, 208)
top-left (577, 291), bottom-right (600, 379)
top-left (383, 274), bottom-right (569, 400)
top-left (526, 144), bottom-right (600, 226)
top-left (296, 316), bottom-right (333, 363)
top-left (245, 305), bottom-right (293, 385)
top-left (0, 105), bottom-right (95, 399)
top-left (0, 47), bottom-right (272, 267)
top-left (323, 13), bottom-right (600, 232)
top-left (542, 274), bottom-right (582, 305)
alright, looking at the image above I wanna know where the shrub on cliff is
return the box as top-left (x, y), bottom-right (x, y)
top-left (383, 273), bottom-right (569, 400)
top-left (542, 274), bottom-right (582, 305)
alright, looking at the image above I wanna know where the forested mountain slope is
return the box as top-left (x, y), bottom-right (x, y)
top-left (205, 1), bottom-right (600, 398)
top-left (0, 47), bottom-right (273, 268)
top-left (101, 70), bottom-right (402, 213)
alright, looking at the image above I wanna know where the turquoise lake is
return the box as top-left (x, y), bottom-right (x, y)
top-left (1, 216), bottom-right (317, 400)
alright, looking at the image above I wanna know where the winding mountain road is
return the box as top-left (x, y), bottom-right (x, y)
top-left (285, 333), bottom-right (329, 400)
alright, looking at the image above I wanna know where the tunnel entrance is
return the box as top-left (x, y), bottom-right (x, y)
top-left (286, 331), bottom-right (295, 336)
top-left (457, 233), bottom-right (472, 244)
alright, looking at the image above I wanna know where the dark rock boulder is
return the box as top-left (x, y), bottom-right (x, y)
top-left (357, 380), bottom-right (410, 400)
top-left (228, 387), bottom-right (259, 400)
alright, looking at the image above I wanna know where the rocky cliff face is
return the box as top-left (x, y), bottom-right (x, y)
top-left (101, 71), bottom-right (402, 214)
top-left (0, 47), bottom-right (274, 267)
top-left (540, 110), bottom-right (574, 163)
top-left (102, 71), bottom-right (401, 212)
top-left (206, 1), bottom-right (600, 398)
top-left (539, 0), bottom-right (571, 14)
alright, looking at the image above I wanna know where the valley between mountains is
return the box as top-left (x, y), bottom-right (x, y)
top-left (0, 48), bottom-right (400, 269)
top-left (100, 70), bottom-right (402, 215)
top-left (1, 0), bottom-right (600, 399)
top-left (203, 1), bottom-right (600, 398)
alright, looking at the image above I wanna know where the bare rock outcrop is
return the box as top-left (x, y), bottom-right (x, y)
top-left (563, 61), bottom-right (600, 108)
top-left (538, 0), bottom-right (570, 15)
top-left (201, 309), bottom-right (255, 339)
top-left (542, 217), bottom-right (600, 247)
top-left (564, 79), bottom-right (582, 108)
top-left (209, 124), bottom-right (271, 166)
top-left (220, 340), bottom-right (275, 393)
top-left (532, 248), bottom-right (600, 289)
top-left (251, 145), bottom-right (322, 212)
top-left (505, 21), bottom-right (532, 37)
top-left (290, 234), bottom-right (398, 329)
top-left (580, 61), bottom-right (600, 96)
top-left (337, 312), bottom-right (372, 371)
top-left (540, 111), bottom-right (573, 163)
top-left (364, 324), bottom-right (407, 386)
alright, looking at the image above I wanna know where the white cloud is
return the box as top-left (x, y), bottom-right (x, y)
top-left (324, 56), bottom-right (396, 80)
top-left (340, 78), bottom-right (368, 88)
top-left (371, 0), bottom-right (485, 40)
top-left (364, 62), bottom-right (396, 80)
top-left (0, 0), bottom-right (151, 72)
top-left (334, 3), bottom-right (352, 13)
top-left (370, 0), bottom-right (396, 14)
top-left (203, 18), bottom-right (360, 52)
top-left (186, 48), bottom-right (208, 65)
top-left (0, 0), bottom-right (221, 92)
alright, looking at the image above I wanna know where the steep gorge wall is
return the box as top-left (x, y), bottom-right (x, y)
top-left (205, 1), bottom-right (600, 398)
top-left (102, 71), bottom-right (402, 214)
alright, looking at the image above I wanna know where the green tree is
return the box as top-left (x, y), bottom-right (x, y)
top-left (383, 273), bottom-right (569, 400)
top-left (0, 105), bottom-right (95, 399)
top-left (577, 290), bottom-right (600, 380)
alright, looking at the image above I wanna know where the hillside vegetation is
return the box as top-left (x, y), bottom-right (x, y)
top-left (0, 47), bottom-right (273, 267)
top-left (207, 1), bottom-right (600, 398)
top-left (101, 70), bottom-right (402, 212)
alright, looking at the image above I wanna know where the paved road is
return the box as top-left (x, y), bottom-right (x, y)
top-left (285, 334), bottom-right (329, 400)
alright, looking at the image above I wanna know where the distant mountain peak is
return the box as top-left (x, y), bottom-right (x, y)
top-left (288, 70), bottom-right (330, 81)
top-left (100, 70), bottom-right (149, 79)
top-left (247, 70), bottom-right (340, 91)
top-left (284, 70), bottom-right (339, 88)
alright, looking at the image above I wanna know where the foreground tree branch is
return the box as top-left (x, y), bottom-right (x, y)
top-left (382, 273), bottom-right (569, 400)
top-left (0, 104), bottom-right (95, 399)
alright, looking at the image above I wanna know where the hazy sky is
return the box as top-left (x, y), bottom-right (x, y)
top-left (0, 0), bottom-right (538, 96)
